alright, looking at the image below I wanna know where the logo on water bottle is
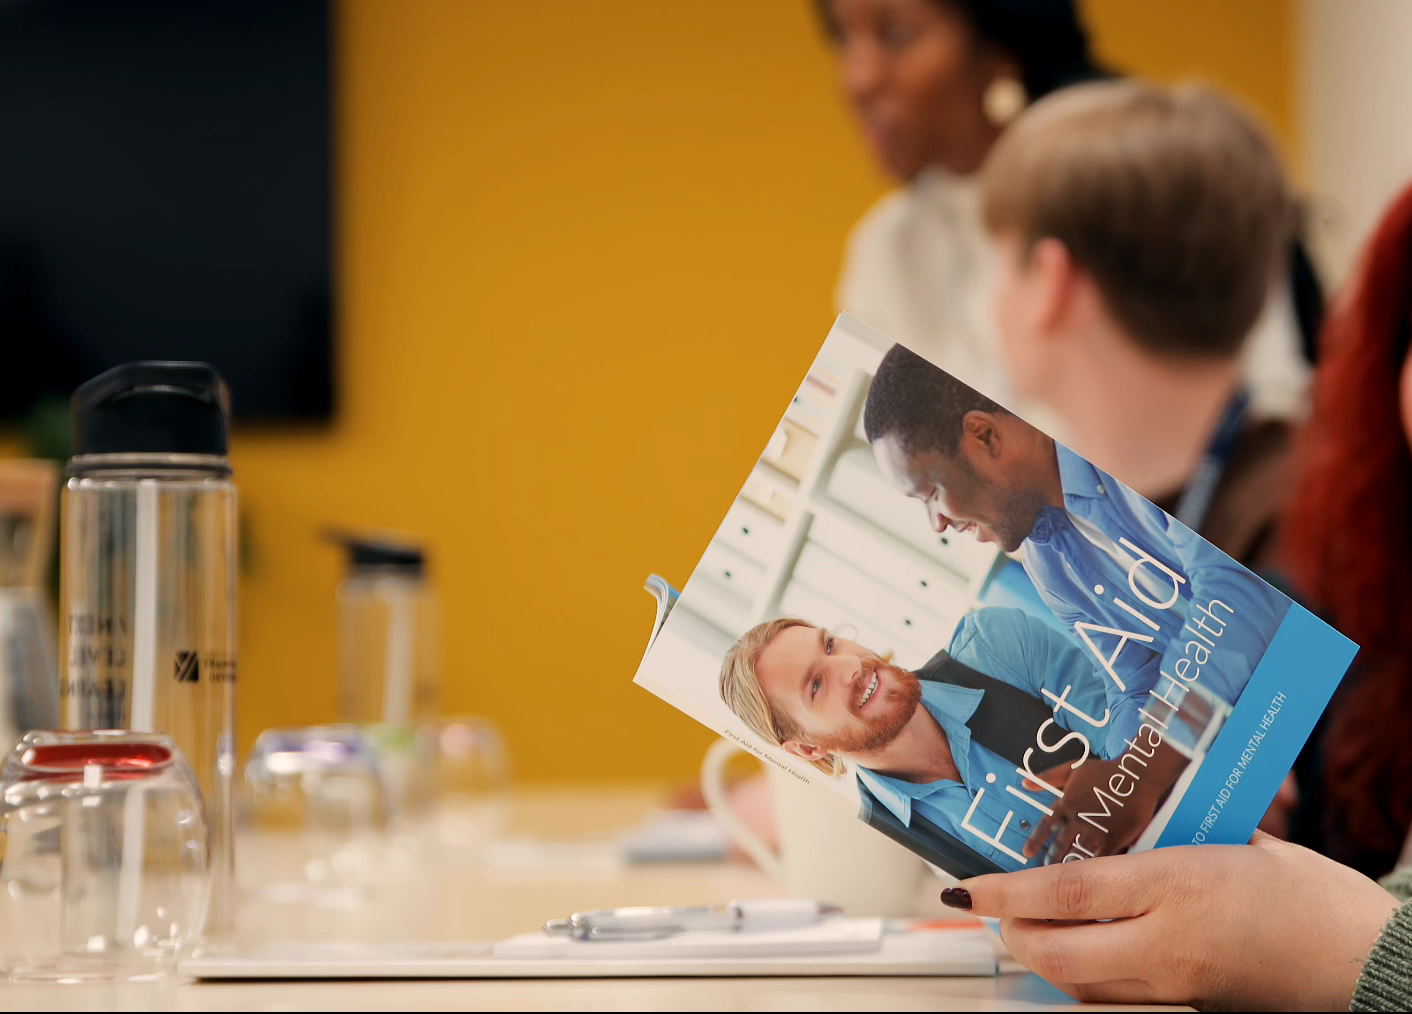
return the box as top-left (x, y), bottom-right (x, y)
top-left (174, 650), bottom-right (201, 683)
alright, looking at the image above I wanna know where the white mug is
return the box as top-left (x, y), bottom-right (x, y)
top-left (700, 737), bottom-right (928, 917)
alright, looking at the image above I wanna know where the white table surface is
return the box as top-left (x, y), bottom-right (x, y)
top-left (2, 786), bottom-right (1190, 1012)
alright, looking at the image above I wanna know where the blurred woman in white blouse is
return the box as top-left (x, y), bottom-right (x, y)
top-left (818, 0), bottom-right (1321, 440)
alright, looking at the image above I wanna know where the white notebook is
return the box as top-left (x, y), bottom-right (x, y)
top-left (180, 919), bottom-right (997, 979)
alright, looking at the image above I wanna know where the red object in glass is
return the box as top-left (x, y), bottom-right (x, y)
top-left (18, 740), bottom-right (173, 782)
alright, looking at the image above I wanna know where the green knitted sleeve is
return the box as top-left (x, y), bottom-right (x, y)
top-left (1380, 868), bottom-right (1412, 904)
top-left (1352, 901), bottom-right (1412, 1011)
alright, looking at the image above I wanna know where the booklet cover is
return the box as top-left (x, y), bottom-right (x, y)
top-left (634, 313), bottom-right (1358, 880)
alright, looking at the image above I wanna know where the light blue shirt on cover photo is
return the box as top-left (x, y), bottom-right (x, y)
top-left (1020, 444), bottom-right (1292, 749)
top-left (856, 606), bottom-right (1113, 873)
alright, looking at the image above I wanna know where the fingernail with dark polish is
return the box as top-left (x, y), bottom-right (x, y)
top-left (940, 887), bottom-right (972, 911)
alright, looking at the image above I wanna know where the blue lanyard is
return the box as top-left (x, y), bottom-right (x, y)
top-left (1173, 388), bottom-right (1251, 532)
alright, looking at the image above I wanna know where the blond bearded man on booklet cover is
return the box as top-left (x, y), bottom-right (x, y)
top-left (719, 605), bottom-right (1185, 876)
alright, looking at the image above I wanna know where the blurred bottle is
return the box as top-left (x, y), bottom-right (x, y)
top-left (328, 533), bottom-right (437, 728)
top-left (0, 460), bottom-right (61, 754)
top-left (328, 533), bottom-right (437, 824)
top-left (58, 362), bottom-right (238, 938)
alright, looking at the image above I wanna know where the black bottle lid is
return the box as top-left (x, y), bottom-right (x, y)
top-left (71, 362), bottom-right (231, 458)
top-left (326, 530), bottom-right (427, 577)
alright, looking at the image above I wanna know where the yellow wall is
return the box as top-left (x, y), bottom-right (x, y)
top-left (5, 1), bottom-right (1297, 784)
top-left (233, 0), bottom-right (879, 782)
top-left (1086, 0), bottom-right (1298, 172)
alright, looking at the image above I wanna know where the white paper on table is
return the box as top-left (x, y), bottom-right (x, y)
top-left (491, 916), bottom-right (883, 961)
top-left (179, 919), bottom-right (999, 979)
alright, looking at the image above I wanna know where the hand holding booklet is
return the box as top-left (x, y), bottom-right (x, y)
top-left (634, 313), bottom-right (1357, 880)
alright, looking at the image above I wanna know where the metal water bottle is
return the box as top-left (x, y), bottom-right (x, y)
top-left (58, 362), bottom-right (238, 936)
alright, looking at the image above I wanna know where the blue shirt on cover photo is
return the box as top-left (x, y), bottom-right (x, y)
top-left (856, 606), bottom-right (1112, 872)
top-left (1019, 444), bottom-right (1291, 748)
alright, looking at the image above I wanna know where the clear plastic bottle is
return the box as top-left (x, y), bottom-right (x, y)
top-left (330, 534), bottom-right (436, 729)
top-left (58, 362), bottom-right (238, 938)
top-left (330, 533), bottom-right (437, 824)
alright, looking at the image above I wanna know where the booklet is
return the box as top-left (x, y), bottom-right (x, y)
top-left (634, 313), bottom-right (1358, 880)
top-left (643, 574), bottom-right (680, 655)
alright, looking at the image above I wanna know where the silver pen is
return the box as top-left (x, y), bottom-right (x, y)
top-left (543, 899), bottom-right (843, 940)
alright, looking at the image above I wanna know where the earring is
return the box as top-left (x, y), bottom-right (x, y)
top-left (983, 75), bottom-right (1027, 127)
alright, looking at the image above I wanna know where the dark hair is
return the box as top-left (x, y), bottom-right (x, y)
top-left (953, 0), bottom-right (1104, 100)
top-left (814, 0), bottom-right (1106, 102)
top-left (863, 344), bottom-right (1006, 455)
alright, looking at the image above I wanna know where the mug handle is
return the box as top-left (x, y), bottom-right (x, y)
top-left (700, 737), bottom-right (782, 879)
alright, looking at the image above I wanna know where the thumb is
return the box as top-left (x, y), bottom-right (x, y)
top-left (1248, 829), bottom-right (1282, 849)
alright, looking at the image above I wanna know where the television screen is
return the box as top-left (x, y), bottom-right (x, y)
top-left (0, 0), bottom-right (333, 424)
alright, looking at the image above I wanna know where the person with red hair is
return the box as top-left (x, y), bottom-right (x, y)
top-left (924, 185), bottom-right (1412, 1011)
top-left (1279, 183), bottom-right (1412, 879)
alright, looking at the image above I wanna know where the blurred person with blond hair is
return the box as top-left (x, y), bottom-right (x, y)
top-left (820, 0), bottom-right (1318, 437)
top-left (907, 167), bottom-right (1412, 1014)
top-left (978, 78), bottom-right (1297, 568)
top-left (859, 82), bottom-right (1301, 861)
